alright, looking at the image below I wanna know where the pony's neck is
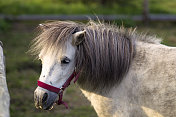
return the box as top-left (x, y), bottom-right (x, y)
top-left (79, 58), bottom-right (139, 116)
top-left (79, 65), bottom-right (137, 117)
top-left (79, 41), bottom-right (168, 117)
top-left (76, 27), bottom-right (136, 93)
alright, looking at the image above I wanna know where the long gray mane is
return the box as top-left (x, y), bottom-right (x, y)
top-left (30, 20), bottom-right (161, 93)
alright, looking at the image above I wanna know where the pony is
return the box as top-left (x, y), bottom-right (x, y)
top-left (30, 20), bottom-right (176, 117)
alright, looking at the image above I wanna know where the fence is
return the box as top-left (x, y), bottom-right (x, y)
top-left (0, 14), bottom-right (176, 21)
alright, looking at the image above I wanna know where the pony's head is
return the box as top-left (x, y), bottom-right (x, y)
top-left (31, 20), bottom-right (135, 110)
top-left (31, 21), bottom-right (85, 110)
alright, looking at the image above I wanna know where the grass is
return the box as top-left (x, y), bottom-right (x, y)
top-left (150, 0), bottom-right (176, 14)
top-left (0, 21), bottom-right (176, 117)
top-left (0, 0), bottom-right (176, 15)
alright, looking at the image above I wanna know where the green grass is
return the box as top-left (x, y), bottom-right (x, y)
top-left (0, 21), bottom-right (176, 117)
top-left (150, 0), bottom-right (176, 14)
top-left (0, 0), bottom-right (176, 15)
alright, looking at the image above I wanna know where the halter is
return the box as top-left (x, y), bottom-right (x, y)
top-left (37, 70), bottom-right (80, 109)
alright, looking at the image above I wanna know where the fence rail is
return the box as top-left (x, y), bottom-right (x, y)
top-left (0, 14), bottom-right (176, 21)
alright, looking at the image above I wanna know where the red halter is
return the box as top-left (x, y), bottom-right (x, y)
top-left (37, 71), bottom-right (80, 109)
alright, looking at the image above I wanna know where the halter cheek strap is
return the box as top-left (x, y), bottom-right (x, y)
top-left (37, 71), bottom-right (80, 109)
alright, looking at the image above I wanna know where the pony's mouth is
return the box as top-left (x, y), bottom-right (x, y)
top-left (43, 103), bottom-right (54, 110)
top-left (36, 102), bottom-right (54, 110)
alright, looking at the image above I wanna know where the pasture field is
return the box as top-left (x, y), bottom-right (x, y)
top-left (0, 0), bottom-right (176, 15)
top-left (0, 21), bottom-right (176, 117)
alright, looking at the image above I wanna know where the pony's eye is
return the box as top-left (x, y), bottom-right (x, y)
top-left (61, 57), bottom-right (70, 64)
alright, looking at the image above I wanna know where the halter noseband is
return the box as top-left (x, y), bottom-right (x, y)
top-left (37, 70), bottom-right (80, 109)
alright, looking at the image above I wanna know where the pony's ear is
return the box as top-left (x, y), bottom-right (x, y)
top-left (72, 30), bottom-right (86, 46)
top-left (38, 24), bottom-right (49, 31)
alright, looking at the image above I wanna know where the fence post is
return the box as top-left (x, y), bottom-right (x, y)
top-left (0, 42), bottom-right (10, 117)
top-left (143, 0), bottom-right (150, 24)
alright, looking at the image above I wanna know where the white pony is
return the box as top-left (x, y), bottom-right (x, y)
top-left (31, 21), bottom-right (176, 117)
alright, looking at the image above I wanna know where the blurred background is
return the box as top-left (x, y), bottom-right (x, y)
top-left (0, 0), bottom-right (176, 117)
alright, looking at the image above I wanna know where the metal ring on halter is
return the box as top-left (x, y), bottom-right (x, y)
top-left (59, 87), bottom-right (64, 93)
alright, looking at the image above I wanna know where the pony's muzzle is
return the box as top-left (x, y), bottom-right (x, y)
top-left (34, 87), bottom-right (58, 110)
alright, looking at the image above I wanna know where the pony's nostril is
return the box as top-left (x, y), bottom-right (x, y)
top-left (42, 93), bottom-right (48, 103)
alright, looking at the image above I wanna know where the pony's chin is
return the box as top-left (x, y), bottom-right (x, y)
top-left (44, 105), bottom-right (54, 110)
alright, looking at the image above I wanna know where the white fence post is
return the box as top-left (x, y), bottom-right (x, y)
top-left (0, 42), bottom-right (10, 117)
